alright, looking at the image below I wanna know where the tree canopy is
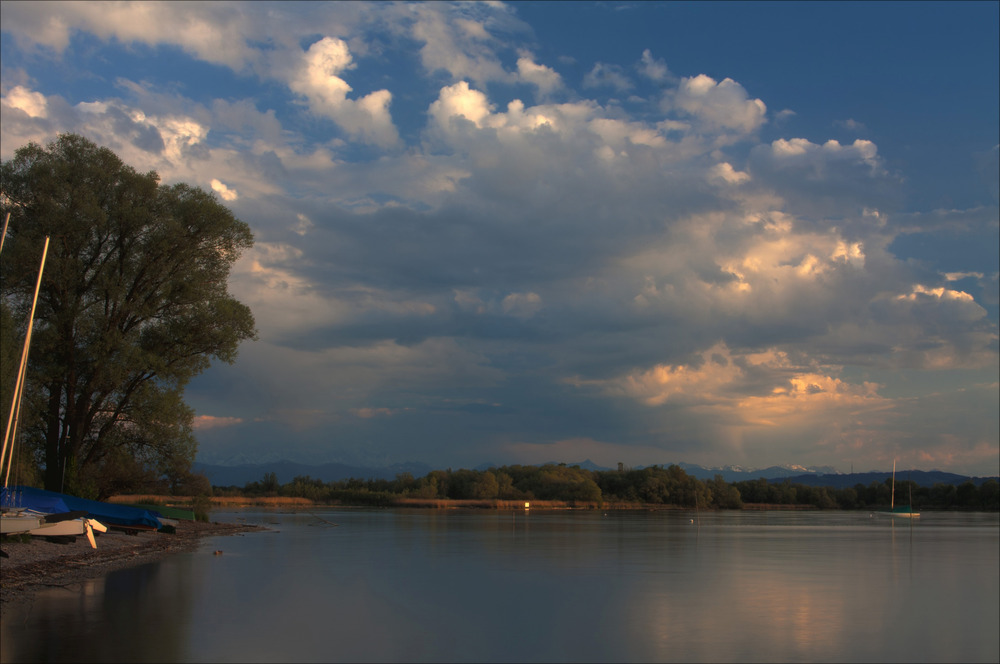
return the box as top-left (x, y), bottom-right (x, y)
top-left (1, 134), bottom-right (256, 498)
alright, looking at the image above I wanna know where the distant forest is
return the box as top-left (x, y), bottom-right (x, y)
top-left (214, 463), bottom-right (1000, 511)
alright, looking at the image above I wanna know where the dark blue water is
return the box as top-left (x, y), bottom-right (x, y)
top-left (2, 509), bottom-right (997, 662)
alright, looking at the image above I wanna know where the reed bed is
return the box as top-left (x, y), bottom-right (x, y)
top-left (107, 495), bottom-right (617, 509)
top-left (392, 498), bottom-right (602, 510)
top-left (109, 494), bottom-right (316, 507)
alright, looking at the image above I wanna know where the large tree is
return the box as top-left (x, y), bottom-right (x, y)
top-left (1, 134), bottom-right (256, 498)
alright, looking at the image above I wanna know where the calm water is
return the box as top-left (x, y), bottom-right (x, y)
top-left (2, 509), bottom-right (997, 663)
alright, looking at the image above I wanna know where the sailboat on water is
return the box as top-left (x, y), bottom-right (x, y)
top-left (889, 459), bottom-right (920, 518)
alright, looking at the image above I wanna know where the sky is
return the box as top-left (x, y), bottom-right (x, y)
top-left (1, 1), bottom-right (997, 475)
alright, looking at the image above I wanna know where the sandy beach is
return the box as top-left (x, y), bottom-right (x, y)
top-left (0, 519), bottom-right (263, 620)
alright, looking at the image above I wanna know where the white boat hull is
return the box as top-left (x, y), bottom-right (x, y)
top-left (28, 518), bottom-right (96, 536)
top-left (28, 520), bottom-right (84, 536)
top-left (23, 515), bottom-right (107, 547)
top-left (1, 512), bottom-right (42, 534)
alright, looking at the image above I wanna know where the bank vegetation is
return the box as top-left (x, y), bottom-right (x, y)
top-left (114, 463), bottom-right (1000, 512)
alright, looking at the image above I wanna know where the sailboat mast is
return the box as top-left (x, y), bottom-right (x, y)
top-left (0, 212), bottom-right (9, 255)
top-left (891, 459), bottom-right (896, 511)
top-left (1, 236), bottom-right (50, 486)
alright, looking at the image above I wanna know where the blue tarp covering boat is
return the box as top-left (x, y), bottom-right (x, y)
top-left (1, 486), bottom-right (71, 515)
top-left (1, 486), bottom-right (162, 530)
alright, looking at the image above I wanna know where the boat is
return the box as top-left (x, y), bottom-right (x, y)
top-left (124, 503), bottom-right (196, 522)
top-left (0, 511), bottom-right (41, 534)
top-left (0, 233), bottom-right (156, 543)
top-left (28, 514), bottom-right (108, 548)
top-left (1, 486), bottom-right (111, 546)
top-left (3, 486), bottom-right (164, 532)
top-left (889, 459), bottom-right (920, 518)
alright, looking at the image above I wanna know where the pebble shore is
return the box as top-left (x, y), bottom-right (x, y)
top-left (0, 519), bottom-right (263, 619)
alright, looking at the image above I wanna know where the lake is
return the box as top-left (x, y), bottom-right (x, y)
top-left (2, 509), bottom-right (997, 663)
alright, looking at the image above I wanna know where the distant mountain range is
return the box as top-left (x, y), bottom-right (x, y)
top-left (193, 458), bottom-right (997, 488)
top-left (775, 470), bottom-right (997, 489)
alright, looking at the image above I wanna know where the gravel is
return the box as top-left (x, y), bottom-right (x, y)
top-left (0, 519), bottom-right (264, 619)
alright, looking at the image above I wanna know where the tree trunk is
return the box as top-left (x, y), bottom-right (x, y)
top-left (43, 383), bottom-right (63, 491)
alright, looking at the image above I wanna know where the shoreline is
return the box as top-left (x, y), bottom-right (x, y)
top-left (0, 519), bottom-right (264, 619)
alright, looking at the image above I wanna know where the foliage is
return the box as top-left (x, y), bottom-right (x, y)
top-left (1, 134), bottom-right (256, 499)
top-left (190, 494), bottom-right (212, 522)
top-left (214, 464), bottom-right (999, 512)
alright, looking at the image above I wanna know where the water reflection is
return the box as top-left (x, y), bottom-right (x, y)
top-left (2, 510), bottom-right (997, 663)
top-left (3, 554), bottom-right (202, 663)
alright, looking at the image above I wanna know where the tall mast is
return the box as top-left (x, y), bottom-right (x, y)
top-left (0, 212), bottom-right (9, 254)
top-left (891, 459), bottom-right (896, 511)
top-left (1, 237), bottom-right (50, 486)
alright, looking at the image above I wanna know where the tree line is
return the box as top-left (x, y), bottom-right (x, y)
top-left (220, 463), bottom-right (1000, 511)
top-left (3, 136), bottom-right (995, 513)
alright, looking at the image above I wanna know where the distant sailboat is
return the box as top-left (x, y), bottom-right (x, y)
top-left (889, 459), bottom-right (920, 518)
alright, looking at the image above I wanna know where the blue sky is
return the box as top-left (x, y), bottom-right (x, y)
top-left (1, 1), bottom-right (997, 475)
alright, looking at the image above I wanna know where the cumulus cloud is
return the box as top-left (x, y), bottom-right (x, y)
top-left (0, 1), bottom-right (260, 70)
top-left (2, 85), bottom-right (48, 118)
top-left (583, 63), bottom-right (633, 91)
top-left (748, 137), bottom-right (899, 216)
top-left (637, 49), bottom-right (672, 82)
top-left (665, 74), bottom-right (766, 133)
top-left (211, 179), bottom-right (238, 201)
top-left (757, 137), bottom-right (880, 172)
top-left (516, 52), bottom-right (564, 97)
top-left (405, 2), bottom-right (514, 86)
top-left (2, 1), bottom-right (994, 474)
top-left (774, 109), bottom-right (796, 123)
top-left (428, 81), bottom-right (495, 131)
top-left (710, 162), bottom-right (751, 185)
top-left (574, 342), bottom-right (891, 438)
top-left (501, 292), bottom-right (542, 318)
top-left (289, 37), bottom-right (399, 147)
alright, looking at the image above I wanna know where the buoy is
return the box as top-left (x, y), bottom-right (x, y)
top-left (213, 550), bottom-right (223, 556)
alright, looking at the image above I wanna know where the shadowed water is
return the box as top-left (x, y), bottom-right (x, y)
top-left (2, 509), bottom-right (997, 663)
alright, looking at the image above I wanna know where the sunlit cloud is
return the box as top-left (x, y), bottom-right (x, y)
top-left (211, 179), bottom-right (238, 201)
top-left (1, 1), bottom-right (995, 474)
top-left (289, 37), bottom-right (399, 147)
top-left (666, 74), bottom-right (766, 133)
top-left (2, 85), bottom-right (48, 118)
top-left (193, 415), bottom-right (245, 431)
top-left (516, 51), bottom-right (563, 97)
top-left (352, 407), bottom-right (406, 419)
